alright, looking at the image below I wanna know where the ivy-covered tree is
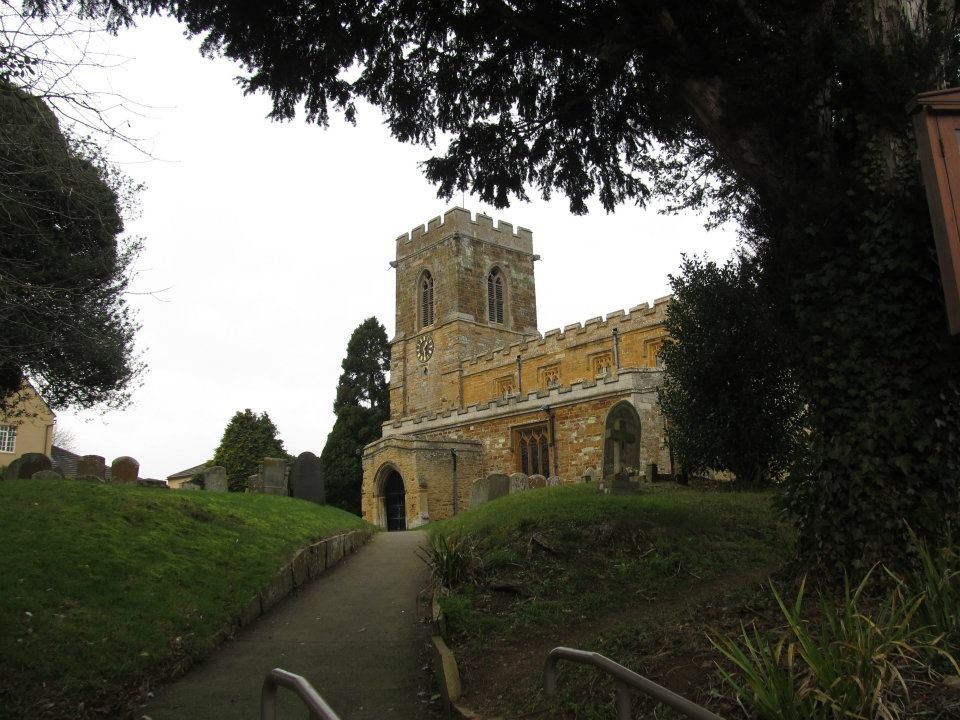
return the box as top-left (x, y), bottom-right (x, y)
top-left (320, 318), bottom-right (390, 514)
top-left (211, 409), bottom-right (287, 492)
top-left (658, 254), bottom-right (806, 487)
top-left (40, 0), bottom-right (960, 570)
top-left (0, 80), bottom-right (143, 410)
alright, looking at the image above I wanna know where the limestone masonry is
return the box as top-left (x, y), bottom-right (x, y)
top-left (361, 207), bottom-right (670, 529)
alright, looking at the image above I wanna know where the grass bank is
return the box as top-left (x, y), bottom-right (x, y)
top-left (425, 483), bottom-right (794, 717)
top-left (0, 479), bottom-right (370, 719)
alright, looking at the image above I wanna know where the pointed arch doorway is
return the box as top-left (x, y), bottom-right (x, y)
top-left (383, 470), bottom-right (407, 531)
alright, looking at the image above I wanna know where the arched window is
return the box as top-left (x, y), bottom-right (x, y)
top-left (419, 271), bottom-right (434, 327)
top-left (487, 268), bottom-right (504, 324)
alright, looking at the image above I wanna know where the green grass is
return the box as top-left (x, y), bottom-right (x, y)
top-left (0, 479), bottom-right (370, 719)
top-left (428, 484), bottom-right (793, 643)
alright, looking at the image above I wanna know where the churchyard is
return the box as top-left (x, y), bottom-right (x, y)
top-left (0, 478), bottom-right (369, 719)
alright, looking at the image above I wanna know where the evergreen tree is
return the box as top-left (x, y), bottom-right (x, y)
top-left (321, 318), bottom-right (390, 514)
top-left (0, 80), bottom-right (143, 410)
top-left (211, 409), bottom-right (287, 492)
top-left (658, 254), bottom-right (806, 487)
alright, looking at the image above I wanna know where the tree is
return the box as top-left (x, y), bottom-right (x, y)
top-left (43, 1), bottom-right (960, 570)
top-left (0, 79), bottom-right (144, 410)
top-left (658, 254), bottom-right (806, 487)
top-left (211, 409), bottom-right (287, 492)
top-left (320, 318), bottom-right (389, 515)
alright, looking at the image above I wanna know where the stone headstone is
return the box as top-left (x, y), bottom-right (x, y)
top-left (18, 453), bottom-right (52, 479)
top-left (76, 455), bottom-right (106, 480)
top-left (472, 473), bottom-right (512, 507)
top-left (528, 474), bottom-right (547, 489)
top-left (646, 463), bottom-right (658, 484)
top-left (509, 472), bottom-right (529, 494)
top-left (110, 456), bottom-right (139, 484)
top-left (204, 466), bottom-right (228, 492)
top-left (546, 475), bottom-right (562, 487)
top-left (261, 457), bottom-right (288, 496)
top-left (32, 469), bottom-right (62, 480)
top-left (246, 473), bottom-right (263, 493)
top-left (137, 478), bottom-right (168, 489)
top-left (4, 458), bottom-right (21, 481)
top-left (582, 466), bottom-right (598, 483)
top-left (289, 452), bottom-right (325, 504)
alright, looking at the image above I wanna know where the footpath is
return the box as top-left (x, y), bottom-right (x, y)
top-left (145, 530), bottom-right (431, 720)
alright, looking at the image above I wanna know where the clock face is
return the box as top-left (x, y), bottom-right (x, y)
top-left (416, 335), bottom-right (435, 362)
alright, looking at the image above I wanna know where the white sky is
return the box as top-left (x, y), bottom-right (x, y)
top-left (49, 16), bottom-right (740, 480)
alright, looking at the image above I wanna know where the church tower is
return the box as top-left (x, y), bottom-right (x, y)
top-left (389, 207), bottom-right (539, 419)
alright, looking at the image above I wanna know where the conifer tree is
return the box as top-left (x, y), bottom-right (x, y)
top-left (321, 318), bottom-right (390, 514)
top-left (211, 409), bottom-right (287, 492)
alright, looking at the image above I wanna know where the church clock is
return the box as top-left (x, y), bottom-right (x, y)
top-left (416, 334), bottom-right (435, 362)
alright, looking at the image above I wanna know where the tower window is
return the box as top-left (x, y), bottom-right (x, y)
top-left (419, 271), bottom-right (435, 327)
top-left (487, 268), bottom-right (504, 324)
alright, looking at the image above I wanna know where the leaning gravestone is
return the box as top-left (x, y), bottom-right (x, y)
top-left (110, 456), bottom-right (139, 484)
top-left (32, 469), bottom-right (62, 480)
top-left (509, 472), bottom-right (529, 494)
top-left (261, 457), bottom-right (288, 496)
top-left (546, 475), bottom-right (562, 487)
top-left (204, 466), bottom-right (228, 492)
top-left (18, 453), bottom-right (52, 479)
top-left (76, 455), bottom-right (106, 480)
top-left (528, 474), bottom-right (547, 489)
top-left (289, 452), bottom-right (325, 504)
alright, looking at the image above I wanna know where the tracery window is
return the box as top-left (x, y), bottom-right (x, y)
top-left (591, 352), bottom-right (613, 378)
top-left (514, 424), bottom-right (550, 476)
top-left (487, 268), bottom-right (504, 324)
top-left (419, 271), bottom-right (435, 328)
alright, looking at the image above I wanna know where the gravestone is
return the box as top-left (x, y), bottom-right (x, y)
top-left (582, 466), bottom-right (598, 483)
top-left (76, 455), bottom-right (106, 480)
top-left (261, 457), bottom-right (288, 496)
top-left (289, 452), bottom-right (325, 504)
top-left (110, 456), bottom-right (139, 484)
top-left (18, 453), bottom-right (52, 479)
top-left (4, 459), bottom-right (21, 480)
top-left (509, 472), bottom-right (529, 494)
top-left (528, 474), bottom-right (547, 489)
top-left (32, 469), bottom-right (62, 480)
top-left (137, 478), bottom-right (168, 489)
top-left (204, 466), bottom-right (228, 492)
top-left (246, 473), bottom-right (263, 493)
top-left (471, 472), bottom-right (509, 507)
top-left (646, 463), bottom-right (658, 484)
top-left (546, 475), bottom-right (562, 487)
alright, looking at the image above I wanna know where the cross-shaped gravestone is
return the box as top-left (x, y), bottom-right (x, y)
top-left (605, 419), bottom-right (636, 474)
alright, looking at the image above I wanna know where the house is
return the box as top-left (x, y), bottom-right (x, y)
top-left (166, 463), bottom-right (208, 489)
top-left (0, 380), bottom-right (55, 467)
top-left (361, 208), bottom-right (670, 530)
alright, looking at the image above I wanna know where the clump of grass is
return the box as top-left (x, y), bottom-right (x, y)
top-left (906, 528), bottom-right (960, 648)
top-left (712, 567), bottom-right (958, 720)
top-left (417, 531), bottom-right (484, 588)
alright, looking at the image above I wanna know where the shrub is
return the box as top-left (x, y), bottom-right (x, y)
top-left (417, 532), bottom-right (483, 588)
top-left (712, 570), bottom-right (952, 720)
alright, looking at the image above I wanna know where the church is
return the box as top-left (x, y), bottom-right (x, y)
top-left (360, 207), bottom-right (672, 530)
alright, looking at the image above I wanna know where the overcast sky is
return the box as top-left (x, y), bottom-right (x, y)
top-left (49, 16), bottom-right (740, 480)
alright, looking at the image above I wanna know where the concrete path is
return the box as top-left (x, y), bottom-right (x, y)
top-left (145, 531), bottom-right (431, 720)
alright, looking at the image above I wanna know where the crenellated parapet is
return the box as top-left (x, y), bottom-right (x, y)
top-left (395, 206), bottom-right (534, 260)
top-left (460, 295), bottom-right (670, 374)
top-left (383, 367), bottom-right (663, 438)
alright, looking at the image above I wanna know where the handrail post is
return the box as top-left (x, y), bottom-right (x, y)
top-left (615, 680), bottom-right (632, 720)
top-left (260, 674), bottom-right (279, 720)
top-left (260, 668), bottom-right (342, 720)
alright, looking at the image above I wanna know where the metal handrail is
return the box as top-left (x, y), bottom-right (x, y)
top-left (260, 668), bottom-right (342, 720)
top-left (544, 646), bottom-right (725, 720)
